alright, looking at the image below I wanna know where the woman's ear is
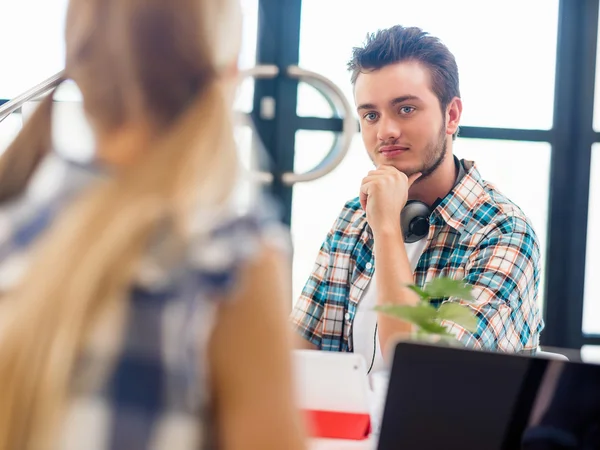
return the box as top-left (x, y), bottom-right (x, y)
top-left (222, 60), bottom-right (240, 83)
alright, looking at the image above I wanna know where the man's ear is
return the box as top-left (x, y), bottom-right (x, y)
top-left (445, 97), bottom-right (462, 136)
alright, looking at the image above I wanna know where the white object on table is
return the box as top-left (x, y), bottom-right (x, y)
top-left (293, 350), bottom-right (371, 414)
top-left (309, 437), bottom-right (376, 450)
top-left (367, 370), bottom-right (390, 439)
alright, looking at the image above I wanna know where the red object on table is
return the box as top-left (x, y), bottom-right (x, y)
top-left (303, 409), bottom-right (371, 441)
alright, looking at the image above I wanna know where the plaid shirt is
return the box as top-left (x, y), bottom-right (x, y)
top-left (291, 160), bottom-right (543, 354)
top-left (0, 153), bottom-right (282, 449)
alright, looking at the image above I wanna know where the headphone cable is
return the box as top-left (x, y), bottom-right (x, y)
top-left (367, 322), bottom-right (378, 375)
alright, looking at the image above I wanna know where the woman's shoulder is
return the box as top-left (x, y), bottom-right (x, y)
top-left (136, 192), bottom-right (290, 295)
top-left (188, 193), bottom-right (290, 284)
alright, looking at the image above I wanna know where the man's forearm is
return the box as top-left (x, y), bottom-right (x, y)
top-left (373, 227), bottom-right (420, 359)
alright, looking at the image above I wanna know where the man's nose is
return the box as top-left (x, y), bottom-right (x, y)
top-left (377, 115), bottom-right (402, 142)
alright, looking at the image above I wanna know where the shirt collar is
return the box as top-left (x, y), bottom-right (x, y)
top-left (433, 159), bottom-right (486, 232)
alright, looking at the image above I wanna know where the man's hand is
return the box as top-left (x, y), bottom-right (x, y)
top-left (359, 165), bottom-right (422, 234)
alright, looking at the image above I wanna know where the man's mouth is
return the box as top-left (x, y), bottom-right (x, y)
top-left (379, 145), bottom-right (409, 157)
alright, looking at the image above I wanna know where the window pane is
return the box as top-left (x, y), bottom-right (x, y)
top-left (593, 6), bottom-right (600, 131)
top-left (296, 82), bottom-right (335, 118)
top-left (1, 0), bottom-right (258, 160)
top-left (0, 0), bottom-right (68, 99)
top-left (233, 124), bottom-right (267, 214)
top-left (0, 115), bottom-right (22, 154)
top-left (583, 144), bottom-right (600, 334)
top-left (291, 134), bottom-right (551, 309)
top-left (292, 131), bottom-right (370, 300)
top-left (581, 345), bottom-right (600, 363)
top-left (298, 0), bottom-right (558, 130)
top-left (454, 138), bottom-right (550, 307)
top-left (0, 0), bottom-right (259, 106)
top-left (235, 0), bottom-right (259, 113)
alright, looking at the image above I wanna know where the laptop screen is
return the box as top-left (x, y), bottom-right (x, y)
top-left (378, 342), bottom-right (600, 450)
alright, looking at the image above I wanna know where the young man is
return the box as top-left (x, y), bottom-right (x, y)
top-left (290, 25), bottom-right (543, 371)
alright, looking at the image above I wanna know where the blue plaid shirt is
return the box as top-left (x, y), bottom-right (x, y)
top-left (0, 153), bottom-right (285, 449)
top-left (290, 160), bottom-right (543, 354)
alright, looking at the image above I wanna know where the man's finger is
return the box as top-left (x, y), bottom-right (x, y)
top-left (375, 165), bottom-right (398, 174)
top-left (359, 181), bottom-right (374, 211)
top-left (359, 191), bottom-right (368, 211)
top-left (360, 180), bottom-right (373, 196)
top-left (368, 169), bottom-right (388, 177)
top-left (361, 175), bottom-right (384, 185)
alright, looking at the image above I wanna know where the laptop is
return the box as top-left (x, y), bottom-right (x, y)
top-left (292, 350), bottom-right (372, 440)
top-left (377, 342), bottom-right (600, 450)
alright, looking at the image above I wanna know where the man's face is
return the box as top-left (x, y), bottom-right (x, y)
top-left (354, 61), bottom-right (451, 178)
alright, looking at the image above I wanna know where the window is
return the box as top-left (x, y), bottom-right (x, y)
top-left (581, 345), bottom-right (600, 364)
top-left (0, 0), bottom-right (259, 156)
top-left (0, 0), bottom-right (259, 104)
top-left (297, 0), bottom-right (559, 130)
top-left (291, 131), bottom-right (368, 299)
top-left (0, 115), bottom-right (22, 154)
top-left (235, 0), bottom-right (259, 113)
top-left (592, 3), bottom-right (600, 132)
top-left (586, 4), bottom-right (600, 335)
top-left (0, 0), bottom-right (68, 99)
top-left (583, 144), bottom-right (600, 334)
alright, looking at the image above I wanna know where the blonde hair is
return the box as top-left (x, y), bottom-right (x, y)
top-left (0, 0), bottom-right (242, 447)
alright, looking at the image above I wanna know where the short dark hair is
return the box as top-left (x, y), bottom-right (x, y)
top-left (347, 25), bottom-right (460, 112)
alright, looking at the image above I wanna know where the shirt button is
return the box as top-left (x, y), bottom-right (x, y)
top-left (345, 312), bottom-right (351, 321)
top-left (366, 262), bottom-right (373, 270)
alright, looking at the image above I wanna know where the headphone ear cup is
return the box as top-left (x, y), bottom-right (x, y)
top-left (401, 201), bottom-right (431, 243)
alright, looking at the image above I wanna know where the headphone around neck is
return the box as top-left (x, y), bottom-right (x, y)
top-left (401, 200), bottom-right (431, 243)
top-left (397, 157), bottom-right (467, 244)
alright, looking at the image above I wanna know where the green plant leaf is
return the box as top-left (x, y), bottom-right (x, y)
top-left (374, 304), bottom-right (437, 329)
top-left (413, 330), bottom-right (458, 343)
top-left (436, 302), bottom-right (478, 332)
top-left (417, 321), bottom-right (452, 335)
top-left (375, 304), bottom-right (452, 335)
top-left (407, 284), bottom-right (429, 300)
top-left (422, 278), bottom-right (474, 301)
